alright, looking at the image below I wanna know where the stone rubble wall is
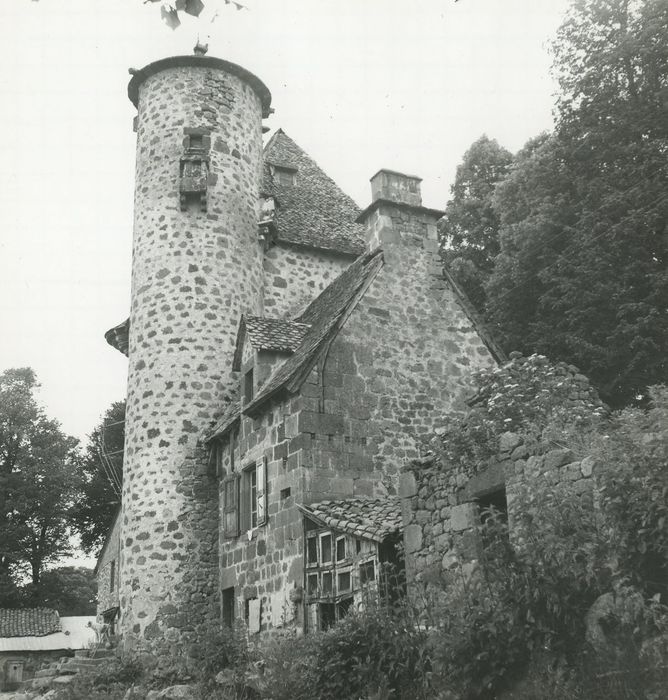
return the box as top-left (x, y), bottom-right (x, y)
top-left (263, 243), bottom-right (353, 319)
top-left (120, 62), bottom-right (266, 662)
top-left (400, 433), bottom-right (598, 603)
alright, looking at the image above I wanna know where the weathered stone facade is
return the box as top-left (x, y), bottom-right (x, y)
top-left (119, 55), bottom-right (271, 659)
top-left (400, 433), bottom-right (598, 601)
top-left (263, 243), bottom-right (353, 319)
top-left (104, 50), bottom-right (501, 657)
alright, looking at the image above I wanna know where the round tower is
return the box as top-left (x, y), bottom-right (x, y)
top-left (119, 51), bottom-right (271, 659)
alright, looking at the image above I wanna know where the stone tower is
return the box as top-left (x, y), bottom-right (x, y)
top-left (119, 51), bottom-right (271, 659)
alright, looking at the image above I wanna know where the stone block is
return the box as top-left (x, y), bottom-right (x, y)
top-left (544, 448), bottom-right (574, 471)
top-left (580, 456), bottom-right (595, 477)
top-left (464, 462), bottom-right (505, 500)
top-left (404, 524), bottom-right (423, 553)
top-left (499, 431), bottom-right (521, 453)
top-left (450, 503), bottom-right (475, 532)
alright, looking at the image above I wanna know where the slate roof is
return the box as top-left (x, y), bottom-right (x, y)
top-left (263, 130), bottom-right (366, 255)
top-left (206, 398), bottom-right (241, 441)
top-left (0, 608), bottom-right (61, 638)
top-left (299, 496), bottom-right (403, 543)
top-left (232, 316), bottom-right (311, 371)
top-left (105, 318), bottom-right (129, 357)
top-left (245, 248), bottom-right (384, 414)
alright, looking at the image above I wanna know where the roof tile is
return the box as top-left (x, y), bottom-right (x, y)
top-left (244, 316), bottom-right (311, 353)
top-left (263, 130), bottom-right (366, 255)
top-left (0, 608), bottom-right (61, 638)
top-left (299, 496), bottom-right (403, 543)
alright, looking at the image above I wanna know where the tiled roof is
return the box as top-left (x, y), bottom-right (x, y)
top-left (245, 316), bottom-right (311, 352)
top-left (299, 496), bottom-right (403, 543)
top-left (232, 316), bottom-right (311, 372)
top-left (0, 608), bottom-right (61, 638)
top-left (246, 249), bottom-right (384, 413)
top-left (262, 129), bottom-right (366, 255)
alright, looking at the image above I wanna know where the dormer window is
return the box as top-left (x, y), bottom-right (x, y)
top-left (243, 368), bottom-right (254, 403)
top-left (272, 165), bottom-right (297, 187)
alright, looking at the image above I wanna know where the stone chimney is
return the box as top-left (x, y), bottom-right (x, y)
top-left (356, 169), bottom-right (444, 253)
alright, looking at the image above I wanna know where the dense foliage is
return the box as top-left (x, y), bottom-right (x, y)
top-left (439, 135), bottom-right (513, 313)
top-left (71, 400), bottom-right (125, 554)
top-left (444, 0), bottom-right (668, 407)
top-left (0, 368), bottom-right (80, 604)
top-left (438, 352), bottom-right (606, 466)
top-left (20, 566), bottom-right (97, 615)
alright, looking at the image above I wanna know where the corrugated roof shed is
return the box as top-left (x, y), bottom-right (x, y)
top-left (299, 496), bottom-right (403, 543)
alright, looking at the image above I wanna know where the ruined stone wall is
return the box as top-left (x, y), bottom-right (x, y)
top-left (120, 61), bottom-right (266, 661)
top-left (96, 511), bottom-right (121, 617)
top-left (263, 243), bottom-right (352, 319)
top-left (400, 434), bottom-right (598, 600)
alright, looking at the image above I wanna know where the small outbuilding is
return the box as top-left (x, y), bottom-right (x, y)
top-left (0, 608), bottom-right (96, 690)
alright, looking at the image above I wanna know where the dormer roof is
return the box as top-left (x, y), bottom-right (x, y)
top-left (245, 248), bottom-right (384, 414)
top-left (262, 129), bottom-right (366, 255)
top-left (232, 316), bottom-right (311, 371)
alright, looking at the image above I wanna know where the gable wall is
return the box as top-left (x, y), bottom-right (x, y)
top-left (319, 231), bottom-right (496, 485)
top-left (263, 243), bottom-right (352, 319)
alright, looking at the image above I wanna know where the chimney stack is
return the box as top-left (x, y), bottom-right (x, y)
top-left (357, 169), bottom-right (444, 253)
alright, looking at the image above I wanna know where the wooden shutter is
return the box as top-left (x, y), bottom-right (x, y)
top-left (223, 474), bottom-right (240, 538)
top-left (256, 456), bottom-right (267, 526)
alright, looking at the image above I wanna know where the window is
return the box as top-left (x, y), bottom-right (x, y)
top-left (477, 488), bottom-right (508, 525)
top-left (359, 560), bottom-right (375, 585)
top-left (273, 166), bottom-right (297, 186)
top-left (336, 536), bottom-right (346, 562)
top-left (307, 573), bottom-right (318, 597)
top-left (319, 602), bottom-right (336, 631)
top-left (320, 534), bottom-right (332, 564)
top-left (109, 560), bottom-right (115, 593)
top-left (243, 368), bottom-right (254, 403)
top-left (222, 474), bottom-right (240, 538)
top-left (307, 535), bottom-right (318, 566)
top-left (243, 457), bottom-right (267, 530)
top-left (222, 587), bottom-right (235, 627)
top-left (337, 570), bottom-right (351, 593)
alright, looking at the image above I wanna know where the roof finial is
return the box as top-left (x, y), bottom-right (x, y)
top-left (193, 38), bottom-right (208, 56)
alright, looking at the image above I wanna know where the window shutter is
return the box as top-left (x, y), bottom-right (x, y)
top-left (223, 474), bottom-right (240, 538)
top-left (256, 456), bottom-right (267, 526)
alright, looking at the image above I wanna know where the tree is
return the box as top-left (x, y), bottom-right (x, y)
top-left (70, 401), bottom-right (124, 555)
top-left (21, 566), bottom-right (97, 615)
top-left (439, 135), bottom-right (513, 313)
top-left (485, 0), bottom-right (668, 407)
top-left (0, 368), bottom-right (80, 604)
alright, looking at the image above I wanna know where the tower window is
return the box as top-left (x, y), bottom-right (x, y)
top-left (222, 587), bottom-right (235, 627)
top-left (109, 560), bottom-right (115, 593)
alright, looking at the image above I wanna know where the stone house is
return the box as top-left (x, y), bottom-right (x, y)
top-left (94, 508), bottom-right (121, 635)
top-left (99, 49), bottom-right (501, 657)
top-left (0, 609), bottom-right (95, 690)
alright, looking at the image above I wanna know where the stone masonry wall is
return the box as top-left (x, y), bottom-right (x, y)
top-left (96, 511), bottom-right (121, 617)
top-left (400, 434), bottom-right (598, 601)
top-left (323, 203), bottom-right (496, 486)
top-left (263, 243), bottom-right (352, 319)
top-left (120, 61), bottom-right (266, 661)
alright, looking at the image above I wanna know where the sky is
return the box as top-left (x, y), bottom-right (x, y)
top-left (0, 0), bottom-right (570, 446)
